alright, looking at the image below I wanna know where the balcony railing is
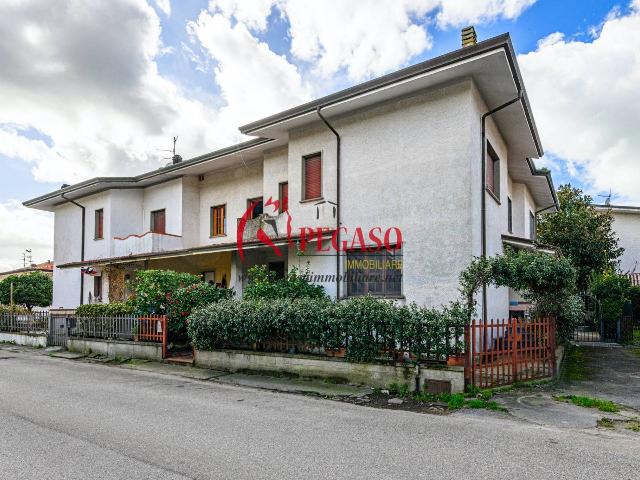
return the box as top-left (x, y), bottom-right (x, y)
top-left (112, 232), bottom-right (183, 257)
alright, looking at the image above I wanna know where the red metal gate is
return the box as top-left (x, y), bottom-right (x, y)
top-left (464, 317), bottom-right (556, 389)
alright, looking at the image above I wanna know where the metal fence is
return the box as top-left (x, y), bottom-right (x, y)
top-left (464, 317), bottom-right (556, 389)
top-left (0, 312), bottom-right (49, 334)
top-left (69, 315), bottom-right (167, 358)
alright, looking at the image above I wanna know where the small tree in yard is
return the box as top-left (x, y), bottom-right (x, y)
top-left (537, 185), bottom-right (623, 291)
top-left (460, 248), bottom-right (581, 341)
top-left (0, 271), bottom-right (52, 310)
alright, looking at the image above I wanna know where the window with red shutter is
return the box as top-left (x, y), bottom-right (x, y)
top-left (303, 154), bottom-right (322, 200)
top-left (486, 141), bottom-right (500, 199)
top-left (94, 209), bottom-right (104, 240)
top-left (279, 182), bottom-right (288, 212)
top-left (151, 209), bottom-right (166, 234)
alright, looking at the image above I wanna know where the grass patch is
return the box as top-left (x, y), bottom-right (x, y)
top-left (562, 345), bottom-right (591, 382)
top-left (597, 417), bottom-right (616, 429)
top-left (554, 395), bottom-right (620, 413)
top-left (384, 383), bottom-right (507, 412)
top-left (627, 420), bottom-right (640, 432)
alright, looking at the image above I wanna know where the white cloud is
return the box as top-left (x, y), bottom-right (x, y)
top-left (153, 0), bottom-right (171, 16)
top-left (0, 0), bottom-right (224, 184)
top-left (519, 1), bottom-right (640, 203)
top-left (207, 0), bottom-right (537, 81)
top-left (0, 200), bottom-right (53, 272)
top-left (436, 0), bottom-right (537, 28)
top-left (188, 11), bottom-right (311, 126)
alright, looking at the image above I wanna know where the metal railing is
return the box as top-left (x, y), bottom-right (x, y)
top-left (0, 312), bottom-right (49, 334)
top-left (69, 315), bottom-right (168, 358)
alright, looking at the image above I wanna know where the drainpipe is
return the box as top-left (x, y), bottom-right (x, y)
top-left (480, 91), bottom-right (522, 323)
top-left (61, 193), bottom-right (86, 305)
top-left (317, 107), bottom-right (341, 300)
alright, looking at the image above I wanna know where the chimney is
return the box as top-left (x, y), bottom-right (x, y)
top-left (172, 154), bottom-right (183, 165)
top-left (461, 26), bottom-right (477, 47)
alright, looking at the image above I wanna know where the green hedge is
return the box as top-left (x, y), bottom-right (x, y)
top-left (188, 296), bottom-right (467, 363)
top-left (74, 302), bottom-right (135, 317)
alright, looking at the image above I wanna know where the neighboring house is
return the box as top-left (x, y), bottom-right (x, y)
top-left (24, 31), bottom-right (557, 320)
top-left (0, 261), bottom-right (54, 282)
top-left (594, 204), bottom-right (640, 276)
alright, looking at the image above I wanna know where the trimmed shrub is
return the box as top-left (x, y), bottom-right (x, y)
top-left (131, 270), bottom-right (201, 316)
top-left (74, 301), bottom-right (135, 317)
top-left (166, 282), bottom-right (234, 338)
top-left (188, 296), bottom-right (467, 363)
top-left (243, 265), bottom-right (327, 300)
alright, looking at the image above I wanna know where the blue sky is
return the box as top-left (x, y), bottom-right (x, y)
top-left (1, 0), bottom-right (639, 269)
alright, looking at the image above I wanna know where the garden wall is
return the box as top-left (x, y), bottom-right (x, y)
top-left (67, 338), bottom-right (163, 361)
top-left (0, 332), bottom-right (47, 348)
top-left (194, 349), bottom-right (464, 392)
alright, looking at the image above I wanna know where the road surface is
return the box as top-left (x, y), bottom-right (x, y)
top-left (0, 346), bottom-right (638, 479)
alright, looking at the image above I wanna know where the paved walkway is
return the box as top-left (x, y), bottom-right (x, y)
top-left (558, 343), bottom-right (640, 409)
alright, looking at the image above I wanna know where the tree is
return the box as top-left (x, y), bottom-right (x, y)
top-left (537, 185), bottom-right (624, 291)
top-left (0, 271), bottom-right (53, 310)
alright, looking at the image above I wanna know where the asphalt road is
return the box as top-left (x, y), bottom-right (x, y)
top-left (1, 347), bottom-right (638, 480)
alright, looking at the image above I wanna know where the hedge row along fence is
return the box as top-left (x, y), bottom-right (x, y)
top-left (188, 296), bottom-right (467, 364)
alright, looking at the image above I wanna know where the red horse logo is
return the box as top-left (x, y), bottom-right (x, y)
top-left (237, 196), bottom-right (293, 261)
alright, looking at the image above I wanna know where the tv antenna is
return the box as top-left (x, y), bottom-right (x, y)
top-left (598, 188), bottom-right (612, 206)
top-left (158, 136), bottom-right (182, 163)
top-left (22, 249), bottom-right (32, 268)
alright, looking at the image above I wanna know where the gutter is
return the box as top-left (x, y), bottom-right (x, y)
top-left (316, 107), bottom-right (341, 299)
top-left (60, 193), bottom-right (86, 305)
top-left (480, 91), bottom-right (522, 323)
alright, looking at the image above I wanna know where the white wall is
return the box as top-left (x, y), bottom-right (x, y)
top-left (611, 211), bottom-right (640, 273)
top-left (198, 162), bottom-right (263, 245)
top-left (182, 176), bottom-right (200, 248)
top-left (142, 178), bottom-right (183, 236)
top-left (52, 203), bottom-right (83, 308)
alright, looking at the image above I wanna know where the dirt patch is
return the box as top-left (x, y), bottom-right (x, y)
top-left (335, 391), bottom-right (449, 415)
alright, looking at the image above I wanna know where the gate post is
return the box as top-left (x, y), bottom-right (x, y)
top-left (464, 324), bottom-right (471, 390)
top-left (511, 317), bottom-right (518, 383)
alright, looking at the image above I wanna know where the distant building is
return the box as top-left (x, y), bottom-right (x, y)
top-left (594, 205), bottom-right (640, 276)
top-left (0, 261), bottom-right (54, 282)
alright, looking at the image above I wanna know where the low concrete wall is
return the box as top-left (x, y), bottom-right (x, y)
top-left (194, 349), bottom-right (464, 393)
top-left (0, 332), bottom-right (47, 348)
top-left (68, 338), bottom-right (162, 361)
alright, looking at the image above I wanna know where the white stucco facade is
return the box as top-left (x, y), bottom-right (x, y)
top-left (595, 206), bottom-right (640, 274)
top-left (27, 34), bottom-right (556, 317)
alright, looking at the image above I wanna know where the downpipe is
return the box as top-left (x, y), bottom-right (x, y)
top-left (317, 107), bottom-right (341, 300)
top-left (61, 193), bottom-right (86, 305)
top-left (480, 91), bottom-right (522, 322)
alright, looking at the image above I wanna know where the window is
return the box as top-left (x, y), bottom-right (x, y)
top-left (507, 197), bottom-right (513, 233)
top-left (93, 276), bottom-right (102, 299)
top-left (150, 209), bottom-right (166, 234)
top-left (268, 261), bottom-right (285, 280)
top-left (346, 250), bottom-right (402, 298)
top-left (529, 211), bottom-right (536, 240)
top-left (303, 154), bottom-right (322, 200)
top-left (203, 271), bottom-right (216, 285)
top-left (247, 197), bottom-right (263, 219)
top-left (210, 205), bottom-right (226, 236)
top-left (94, 209), bottom-right (104, 240)
top-left (279, 182), bottom-right (289, 213)
top-left (486, 142), bottom-right (500, 199)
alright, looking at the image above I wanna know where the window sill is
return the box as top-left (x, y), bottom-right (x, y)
top-left (210, 234), bottom-right (227, 238)
top-left (94, 238), bottom-right (104, 241)
top-left (485, 187), bottom-right (501, 205)
top-left (344, 294), bottom-right (405, 300)
top-left (300, 197), bottom-right (323, 204)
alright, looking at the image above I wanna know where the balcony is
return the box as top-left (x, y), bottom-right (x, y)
top-left (112, 232), bottom-right (183, 257)
top-left (238, 213), bottom-right (290, 243)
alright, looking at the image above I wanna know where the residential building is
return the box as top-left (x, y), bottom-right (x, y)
top-left (0, 261), bottom-right (54, 282)
top-left (594, 204), bottom-right (640, 277)
top-left (24, 31), bottom-right (557, 319)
